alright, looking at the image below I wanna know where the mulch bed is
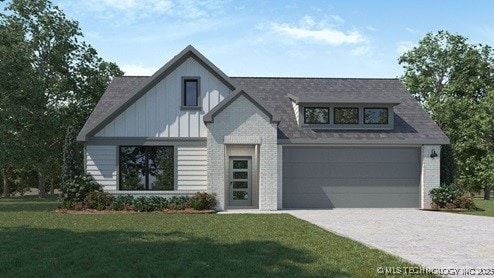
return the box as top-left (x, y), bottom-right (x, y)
top-left (54, 208), bottom-right (216, 214)
top-left (421, 208), bottom-right (469, 212)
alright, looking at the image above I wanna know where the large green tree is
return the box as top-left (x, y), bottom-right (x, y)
top-left (399, 30), bottom-right (494, 198)
top-left (0, 0), bottom-right (122, 197)
top-left (0, 17), bottom-right (35, 197)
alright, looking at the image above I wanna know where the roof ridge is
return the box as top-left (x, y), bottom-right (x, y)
top-left (230, 77), bottom-right (400, 80)
top-left (115, 76), bottom-right (400, 80)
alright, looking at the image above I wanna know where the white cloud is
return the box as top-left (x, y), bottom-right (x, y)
top-left (396, 41), bottom-right (416, 55)
top-left (121, 64), bottom-right (158, 76)
top-left (351, 45), bottom-right (372, 57)
top-left (269, 17), bottom-right (366, 46)
top-left (406, 27), bottom-right (419, 34)
top-left (330, 15), bottom-right (344, 24)
top-left (74, 0), bottom-right (225, 24)
top-left (367, 26), bottom-right (377, 32)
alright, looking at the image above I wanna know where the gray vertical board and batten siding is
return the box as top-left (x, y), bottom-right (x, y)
top-left (94, 57), bottom-right (230, 138)
top-left (282, 146), bottom-right (421, 208)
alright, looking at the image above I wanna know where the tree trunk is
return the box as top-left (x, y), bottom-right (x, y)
top-left (484, 185), bottom-right (491, 200)
top-left (38, 166), bottom-right (46, 199)
top-left (50, 179), bottom-right (54, 195)
top-left (2, 167), bottom-right (10, 198)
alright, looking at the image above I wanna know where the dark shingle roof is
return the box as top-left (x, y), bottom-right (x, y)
top-left (78, 76), bottom-right (149, 140)
top-left (79, 76), bottom-right (449, 144)
top-left (230, 77), bottom-right (449, 144)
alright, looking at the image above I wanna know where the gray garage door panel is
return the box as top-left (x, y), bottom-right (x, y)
top-left (284, 162), bottom-right (419, 179)
top-left (282, 147), bottom-right (420, 208)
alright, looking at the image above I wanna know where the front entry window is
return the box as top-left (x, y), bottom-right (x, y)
top-left (119, 146), bottom-right (174, 190)
top-left (229, 157), bottom-right (252, 206)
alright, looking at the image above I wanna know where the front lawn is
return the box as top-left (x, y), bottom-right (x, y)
top-left (462, 198), bottom-right (494, 217)
top-left (0, 196), bottom-right (433, 277)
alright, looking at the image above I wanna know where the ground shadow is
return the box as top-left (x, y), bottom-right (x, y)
top-left (0, 196), bottom-right (58, 212)
top-left (0, 226), bottom-right (348, 277)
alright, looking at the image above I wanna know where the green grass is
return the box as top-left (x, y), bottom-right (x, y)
top-left (462, 198), bottom-right (494, 217)
top-left (0, 197), bottom-right (434, 277)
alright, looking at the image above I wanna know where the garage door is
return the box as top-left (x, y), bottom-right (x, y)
top-left (283, 147), bottom-right (420, 208)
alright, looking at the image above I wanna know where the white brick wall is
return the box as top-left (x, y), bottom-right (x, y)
top-left (421, 145), bottom-right (441, 209)
top-left (277, 145), bottom-right (283, 209)
top-left (206, 94), bottom-right (278, 211)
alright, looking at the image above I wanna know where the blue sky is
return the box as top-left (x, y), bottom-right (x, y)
top-left (13, 1), bottom-right (494, 77)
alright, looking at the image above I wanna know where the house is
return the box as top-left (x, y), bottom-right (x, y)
top-left (77, 45), bottom-right (449, 210)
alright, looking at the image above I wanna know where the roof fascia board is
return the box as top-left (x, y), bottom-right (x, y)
top-left (277, 138), bottom-right (450, 145)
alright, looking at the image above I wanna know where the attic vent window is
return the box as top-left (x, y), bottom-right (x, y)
top-left (182, 78), bottom-right (200, 108)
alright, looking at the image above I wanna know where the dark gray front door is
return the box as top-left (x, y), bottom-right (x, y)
top-left (283, 147), bottom-right (420, 208)
top-left (229, 157), bottom-right (252, 206)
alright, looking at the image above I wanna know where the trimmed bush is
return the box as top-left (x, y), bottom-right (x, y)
top-left (190, 192), bottom-right (216, 210)
top-left (430, 184), bottom-right (477, 209)
top-left (111, 194), bottom-right (134, 211)
top-left (131, 196), bottom-right (153, 212)
top-left (167, 196), bottom-right (190, 210)
top-left (58, 174), bottom-right (101, 209)
top-left (451, 195), bottom-right (476, 210)
top-left (430, 184), bottom-right (462, 208)
top-left (84, 192), bottom-right (114, 210)
top-left (131, 196), bottom-right (168, 212)
top-left (147, 196), bottom-right (168, 211)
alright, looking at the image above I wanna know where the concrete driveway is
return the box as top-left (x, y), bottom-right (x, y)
top-left (287, 209), bottom-right (494, 272)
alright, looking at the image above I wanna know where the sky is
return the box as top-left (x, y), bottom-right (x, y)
top-left (7, 1), bottom-right (494, 77)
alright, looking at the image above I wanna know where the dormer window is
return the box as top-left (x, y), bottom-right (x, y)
top-left (289, 93), bottom-right (398, 130)
top-left (304, 107), bottom-right (329, 124)
top-left (182, 77), bottom-right (200, 108)
top-left (334, 107), bottom-right (359, 124)
top-left (364, 108), bottom-right (388, 124)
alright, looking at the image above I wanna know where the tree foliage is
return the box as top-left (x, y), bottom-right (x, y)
top-left (0, 0), bottom-right (122, 197)
top-left (399, 30), bottom-right (494, 196)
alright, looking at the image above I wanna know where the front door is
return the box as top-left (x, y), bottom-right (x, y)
top-left (229, 157), bottom-right (252, 206)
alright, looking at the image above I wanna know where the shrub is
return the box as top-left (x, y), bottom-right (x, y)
top-left (430, 184), bottom-right (477, 210)
top-left (190, 192), bottom-right (216, 210)
top-left (85, 192), bottom-right (114, 210)
top-left (452, 195), bottom-right (477, 210)
top-left (429, 184), bottom-right (462, 208)
top-left (167, 196), bottom-right (190, 210)
top-left (131, 196), bottom-right (153, 212)
top-left (60, 174), bottom-right (101, 203)
top-left (59, 200), bottom-right (73, 210)
top-left (147, 196), bottom-right (168, 211)
top-left (111, 194), bottom-right (134, 211)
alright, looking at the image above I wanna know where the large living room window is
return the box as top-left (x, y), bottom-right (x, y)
top-left (119, 146), bottom-right (174, 191)
top-left (334, 107), bottom-right (359, 124)
top-left (304, 107), bottom-right (329, 124)
top-left (364, 108), bottom-right (388, 124)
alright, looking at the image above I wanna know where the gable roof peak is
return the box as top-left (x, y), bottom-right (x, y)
top-left (203, 88), bottom-right (281, 124)
top-left (77, 45), bottom-right (236, 141)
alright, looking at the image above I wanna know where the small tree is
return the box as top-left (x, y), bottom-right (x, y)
top-left (61, 125), bottom-right (81, 191)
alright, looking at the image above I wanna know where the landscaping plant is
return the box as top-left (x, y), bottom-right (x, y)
top-left (429, 184), bottom-right (476, 209)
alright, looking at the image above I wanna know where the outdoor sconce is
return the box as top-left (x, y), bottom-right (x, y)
top-left (430, 149), bottom-right (438, 158)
